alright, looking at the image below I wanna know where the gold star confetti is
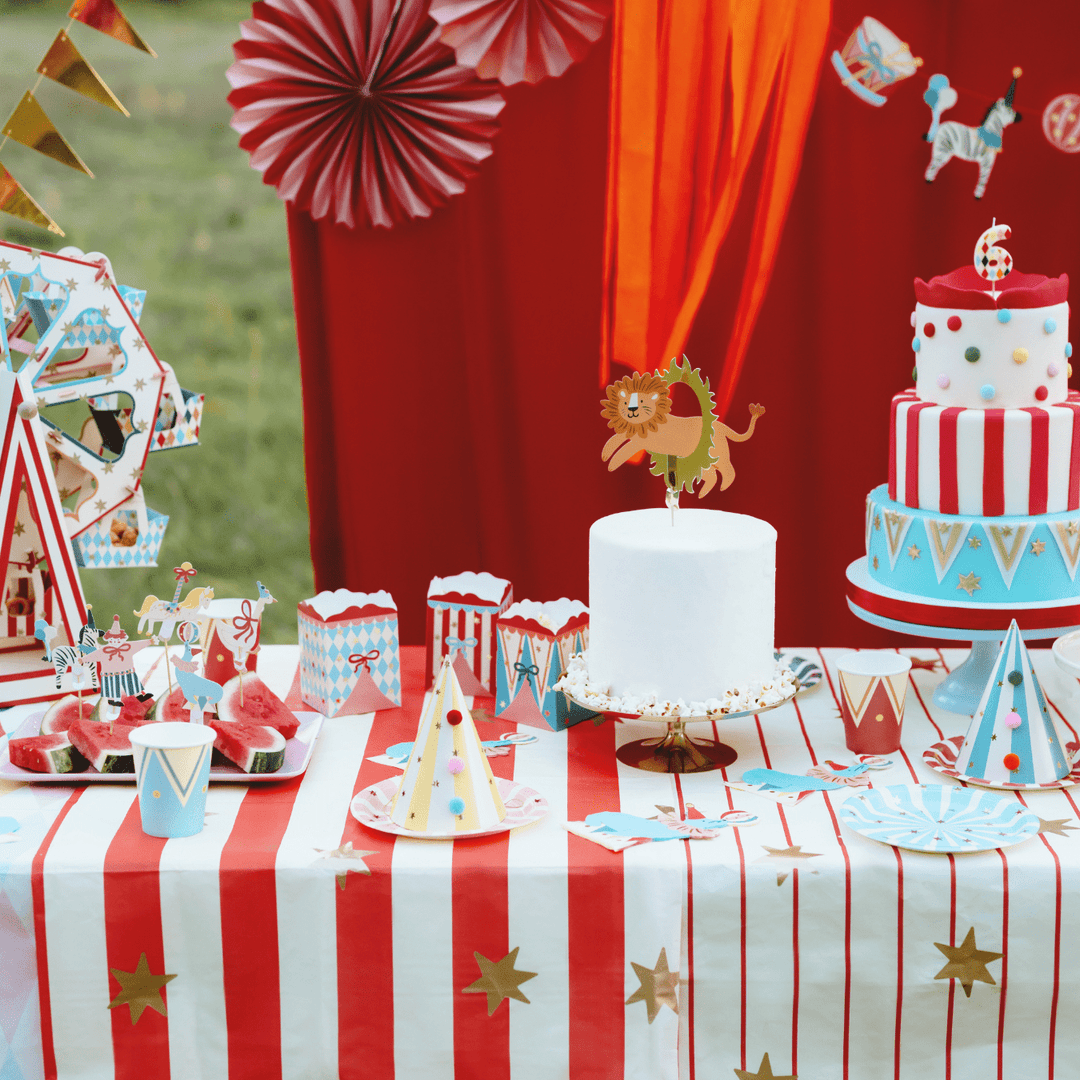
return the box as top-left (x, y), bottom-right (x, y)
top-left (968, 536), bottom-right (982, 549)
top-left (907, 544), bottom-right (921, 560)
top-left (734, 1053), bottom-right (795, 1080)
top-left (108, 952), bottom-right (177, 1024)
top-left (755, 844), bottom-right (822, 886)
top-left (957, 571), bottom-right (981, 597)
top-left (933, 927), bottom-right (1002, 998)
top-left (625, 947), bottom-right (678, 1024)
top-left (1038, 818), bottom-right (1078, 837)
top-left (463, 947), bottom-right (537, 1015)
top-left (1031, 539), bottom-right (1046, 556)
top-left (312, 841), bottom-right (376, 890)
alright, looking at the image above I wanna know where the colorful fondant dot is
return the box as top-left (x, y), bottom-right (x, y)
top-left (1005, 711), bottom-right (1022, 730)
top-left (923, 322), bottom-right (936, 338)
top-left (947, 315), bottom-right (962, 332)
top-left (447, 756), bottom-right (464, 774)
top-left (980, 384), bottom-right (996, 401)
top-left (448, 796), bottom-right (466, 815)
top-left (1068, 343), bottom-right (1074, 358)
top-left (1045, 317), bottom-right (1058, 333)
top-left (911, 366), bottom-right (918, 382)
top-left (910, 311), bottom-right (916, 327)
top-left (1049, 362), bottom-right (1060, 377)
top-left (1003, 753), bottom-right (1021, 772)
top-left (912, 337), bottom-right (921, 352)
top-left (1008, 670), bottom-right (1023, 686)
top-left (1035, 385), bottom-right (1049, 401)
top-left (965, 346), bottom-right (981, 363)
top-left (446, 709), bottom-right (463, 726)
top-left (1070, 364), bottom-right (1074, 378)
top-left (936, 374), bottom-right (950, 389)
top-left (1013, 347), bottom-right (1029, 364)
top-left (997, 309), bottom-right (1012, 323)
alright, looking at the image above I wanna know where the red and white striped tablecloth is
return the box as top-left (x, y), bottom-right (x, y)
top-left (2, 644), bottom-right (1079, 1080)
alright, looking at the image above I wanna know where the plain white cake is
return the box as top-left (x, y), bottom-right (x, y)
top-left (588, 508), bottom-right (777, 703)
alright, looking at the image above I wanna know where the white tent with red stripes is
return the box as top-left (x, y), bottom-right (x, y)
top-left (0, 365), bottom-right (89, 704)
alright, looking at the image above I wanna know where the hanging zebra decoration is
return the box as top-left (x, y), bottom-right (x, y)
top-left (35, 611), bottom-right (100, 690)
top-left (924, 68), bottom-right (1022, 199)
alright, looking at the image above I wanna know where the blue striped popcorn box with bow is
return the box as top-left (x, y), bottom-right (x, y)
top-left (299, 590), bottom-right (401, 717)
top-left (494, 599), bottom-right (599, 731)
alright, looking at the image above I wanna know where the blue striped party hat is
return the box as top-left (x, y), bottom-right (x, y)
top-left (955, 620), bottom-right (1071, 785)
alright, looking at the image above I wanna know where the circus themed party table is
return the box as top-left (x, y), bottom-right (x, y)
top-left (3, 644), bottom-right (1080, 1080)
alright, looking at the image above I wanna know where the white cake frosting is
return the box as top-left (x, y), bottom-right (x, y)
top-left (587, 508), bottom-right (777, 702)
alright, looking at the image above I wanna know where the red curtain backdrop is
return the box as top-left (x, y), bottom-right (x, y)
top-left (289, 0), bottom-right (1080, 646)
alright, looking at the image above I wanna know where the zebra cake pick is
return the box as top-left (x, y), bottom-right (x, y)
top-left (925, 67), bottom-right (1023, 198)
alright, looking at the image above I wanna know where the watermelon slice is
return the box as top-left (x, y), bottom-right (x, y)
top-left (218, 673), bottom-right (299, 740)
top-left (145, 685), bottom-right (196, 723)
top-left (9, 732), bottom-right (89, 774)
top-left (67, 720), bottom-right (139, 773)
top-left (90, 695), bottom-right (156, 725)
top-left (40, 694), bottom-right (97, 735)
top-left (207, 719), bottom-right (285, 774)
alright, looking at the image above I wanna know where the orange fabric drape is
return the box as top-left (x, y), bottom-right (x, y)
top-left (601, 0), bottom-right (831, 412)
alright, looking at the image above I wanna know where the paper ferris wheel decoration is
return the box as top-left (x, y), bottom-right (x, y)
top-left (429, 0), bottom-right (610, 86)
top-left (226, 0), bottom-right (507, 229)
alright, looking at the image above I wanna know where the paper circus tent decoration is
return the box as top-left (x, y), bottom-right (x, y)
top-left (226, 0), bottom-right (506, 229)
top-left (955, 620), bottom-right (1072, 785)
top-left (389, 656), bottom-right (505, 834)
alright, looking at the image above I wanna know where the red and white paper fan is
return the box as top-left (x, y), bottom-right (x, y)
top-left (429, 0), bottom-right (610, 85)
top-left (226, 0), bottom-right (506, 228)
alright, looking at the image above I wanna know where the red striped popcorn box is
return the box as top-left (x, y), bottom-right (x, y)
top-left (425, 572), bottom-right (512, 694)
top-left (298, 590), bottom-right (401, 717)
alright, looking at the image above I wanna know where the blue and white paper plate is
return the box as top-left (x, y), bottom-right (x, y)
top-left (839, 784), bottom-right (1040, 854)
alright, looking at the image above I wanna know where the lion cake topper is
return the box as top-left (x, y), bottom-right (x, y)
top-left (601, 357), bottom-right (764, 515)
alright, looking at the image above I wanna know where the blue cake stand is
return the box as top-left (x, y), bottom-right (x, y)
top-left (845, 557), bottom-right (1080, 716)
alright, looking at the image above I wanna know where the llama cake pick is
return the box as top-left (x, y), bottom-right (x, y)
top-left (600, 356), bottom-right (764, 521)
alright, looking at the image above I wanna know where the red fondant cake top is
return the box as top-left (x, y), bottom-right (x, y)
top-left (915, 266), bottom-right (1068, 309)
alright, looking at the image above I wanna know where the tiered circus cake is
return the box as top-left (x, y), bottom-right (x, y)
top-left (864, 233), bottom-right (1079, 608)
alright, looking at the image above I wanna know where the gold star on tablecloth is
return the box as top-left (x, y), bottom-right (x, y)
top-left (968, 536), bottom-right (981, 549)
top-left (463, 947), bottom-right (537, 1015)
top-left (1031, 539), bottom-right (1046, 555)
top-left (1038, 818), bottom-right (1078, 836)
top-left (734, 1052), bottom-right (795, 1080)
top-left (756, 844), bottom-right (822, 886)
top-left (313, 840), bottom-right (376, 890)
top-left (933, 927), bottom-right (1001, 998)
top-left (907, 544), bottom-right (921, 560)
top-left (957, 571), bottom-right (981, 597)
top-left (108, 952), bottom-right (177, 1024)
top-left (625, 947), bottom-right (678, 1023)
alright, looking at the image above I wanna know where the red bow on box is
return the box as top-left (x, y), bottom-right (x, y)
top-left (349, 649), bottom-right (380, 673)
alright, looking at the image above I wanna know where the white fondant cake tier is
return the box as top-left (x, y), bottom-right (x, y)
top-left (912, 300), bottom-right (1069, 409)
top-left (889, 389), bottom-right (1080, 516)
top-left (588, 508), bottom-right (776, 703)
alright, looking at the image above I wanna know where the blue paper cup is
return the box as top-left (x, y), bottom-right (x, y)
top-left (130, 723), bottom-right (216, 838)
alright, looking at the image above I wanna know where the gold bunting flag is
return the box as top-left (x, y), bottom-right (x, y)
top-left (68, 0), bottom-right (157, 57)
top-left (2, 92), bottom-right (94, 176)
top-left (0, 163), bottom-right (64, 235)
top-left (38, 29), bottom-right (129, 115)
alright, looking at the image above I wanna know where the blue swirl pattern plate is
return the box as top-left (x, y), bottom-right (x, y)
top-left (839, 784), bottom-right (1040, 853)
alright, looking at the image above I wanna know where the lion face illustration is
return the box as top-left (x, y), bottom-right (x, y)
top-left (601, 373), bottom-right (672, 438)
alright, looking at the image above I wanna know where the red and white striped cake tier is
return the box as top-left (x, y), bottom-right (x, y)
top-left (888, 388), bottom-right (1080, 516)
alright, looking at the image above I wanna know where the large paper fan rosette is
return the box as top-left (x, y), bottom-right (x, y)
top-left (430, 0), bottom-right (610, 85)
top-left (226, 0), bottom-right (506, 228)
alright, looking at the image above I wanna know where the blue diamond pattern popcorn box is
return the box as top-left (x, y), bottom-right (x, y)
top-left (299, 590), bottom-right (401, 717)
top-left (494, 599), bottom-right (599, 731)
top-left (425, 572), bottom-right (512, 695)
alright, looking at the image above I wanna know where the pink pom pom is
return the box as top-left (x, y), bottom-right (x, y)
top-left (1005, 711), bottom-right (1022, 730)
top-left (447, 756), bottom-right (464, 774)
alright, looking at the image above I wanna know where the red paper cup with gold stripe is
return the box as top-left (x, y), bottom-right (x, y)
top-left (835, 651), bottom-right (912, 754)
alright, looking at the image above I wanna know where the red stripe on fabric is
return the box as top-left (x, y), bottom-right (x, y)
top-left (335, 649), bottom-right (431, 1078)
top-left (982, 409), bottom-right (1006, 517)
top-left (1045, 691), bottom-right (1080, 743)
top-left (452, 713), bottom-right (516, 1080)
top-left (1024, 408), bottom-right (1050, 515)
top-left (1063, 401), bottom-right (1080, 511)
top-left (944, 854), bottom-right (957, 1080)
top-left (893, 847), bottom-right (904, 1080)
top-left (220, 776), bottom-right (305, 1080)
top-left (905, 403), bottom-right (931, 508)
top-left (103, 801), bottom-right (170, 1080)
top-left (567, 716), bottom-right (624, 1080)
top-left (996, 848), bottom-right (1009, 1080)
top-left (939, 407), bottom-right (962, 515)
top-left (673, 775), bottom-right (695, 1080)
top-left (281, 663), bottom-right (303, 710)
top-left (30, 787), bottom-right (85, 1080)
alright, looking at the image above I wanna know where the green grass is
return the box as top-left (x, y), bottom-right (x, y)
top-left (0, 0), bottom-right (312, 643)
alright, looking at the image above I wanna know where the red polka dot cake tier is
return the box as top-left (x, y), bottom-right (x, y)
top-left (864, 227), bottom-right (1080, 608)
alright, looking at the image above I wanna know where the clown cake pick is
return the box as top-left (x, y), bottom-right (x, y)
top-left (83, 615), bottom-right (156, 712)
